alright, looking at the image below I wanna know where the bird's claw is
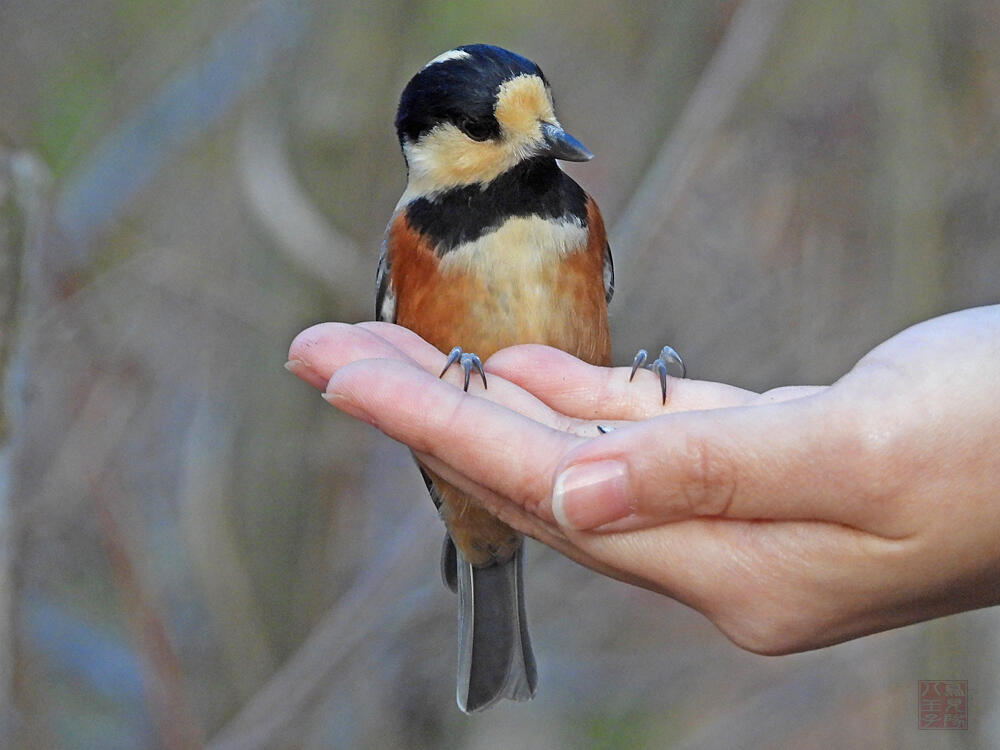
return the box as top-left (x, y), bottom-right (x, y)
top-left (596, 424), bottom-right (615, 434)
top-left (628, 346), bottom-right (686, 405)
top-left (440, 346), bottom-right (487, 392)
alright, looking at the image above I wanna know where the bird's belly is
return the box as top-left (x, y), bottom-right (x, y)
top-left (396, 216), bottom-right (610, 365)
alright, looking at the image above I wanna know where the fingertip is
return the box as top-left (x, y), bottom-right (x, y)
top-left (323, 358), bottom-right (399, 421)
top-left (285, 358), bottom-right (327, 390)
top-left (288, 322), bottom-right (360, 390)
top-left (289, 322), bottom-right (425, 390)
top-left (325, 356), bottom-right (441, 405)
top-left (287, 321), bottom-right (354, 361)
top-left (321, 387), bottom-right (375, 425)
top-left (324, 355), bottom-right (386, 393)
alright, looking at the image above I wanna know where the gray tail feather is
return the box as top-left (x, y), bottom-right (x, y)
top-left (453, 542), bottom-right (537, 713)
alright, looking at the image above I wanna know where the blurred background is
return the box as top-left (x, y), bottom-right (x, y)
top-left (1, 0), bottom-right (998, 747)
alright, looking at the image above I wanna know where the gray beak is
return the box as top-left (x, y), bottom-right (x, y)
top-left (539, 122), bottom-right (594, 162)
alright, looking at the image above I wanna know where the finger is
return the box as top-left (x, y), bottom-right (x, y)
top-left (759, 385), bottom-right (828, 403)
top-left (422, 441), bottom-right (909, 654)
top-left (486, 345), bottom-right (759, 420)
top-left (325, 357), bottom-right (585, 524)
top-left (356, 321), bottom-right (450, 370)
top-left (298, 323), bottom-right (612, 436)
top-left (545, 390), bottom-right (902, 535)
top-left (284, 358), bottom-right (329, 390)
top-left (288, 322), bottom-right (415, 388)
top-left (291, 321), bottom-right (488, 393)
top-left (410, 450), bottom-right (656, 592)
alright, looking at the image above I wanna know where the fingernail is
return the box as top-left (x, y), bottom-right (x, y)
top-left (287, 358), bottom-right (331, 389)
top-left (552, 460), bottom-right (630, 530)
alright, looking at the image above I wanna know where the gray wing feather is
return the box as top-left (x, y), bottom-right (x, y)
top-left (375, 238), bottom-right (396, 322)
top-left (603, 241), bottom-right (614, 304)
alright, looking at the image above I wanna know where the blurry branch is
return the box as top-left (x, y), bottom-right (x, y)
top-left (94, 476), bottom-right (204, 750)
top-left (0, 150), bottom-right (51, 427)
top-left (179, 398), bottom-right (276, 700)
top-left (0, 148), bottom-right (51, 741)
top-left (237, 102), bottom-right (369, 306)
top-left (19, 369), bottom-right (142, 535)
top-left (207, 507), bottom-right (438, 750)
top-left (611, 0), bottom-right (791, 323)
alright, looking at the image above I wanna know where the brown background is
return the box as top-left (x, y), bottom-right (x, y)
top-left (1, 0), bottom-right (998, 747)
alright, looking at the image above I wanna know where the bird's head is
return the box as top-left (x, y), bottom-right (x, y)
top-left (394, 44), bottom-right (592, 197)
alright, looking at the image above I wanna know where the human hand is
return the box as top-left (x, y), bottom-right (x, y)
top-left (287, 306), bottom-right (1000, 654)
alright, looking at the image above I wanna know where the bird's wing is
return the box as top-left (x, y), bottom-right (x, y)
top-left (603, 240), bottom-right (614, 305)
top-left (375, 236), bottom-right (396, 323)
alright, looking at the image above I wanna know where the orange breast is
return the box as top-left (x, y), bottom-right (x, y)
top-left (388, 197), bottom-right (610, 367)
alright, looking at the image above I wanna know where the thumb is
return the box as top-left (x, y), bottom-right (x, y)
top-left (548, 393), bottom-right (894, 533)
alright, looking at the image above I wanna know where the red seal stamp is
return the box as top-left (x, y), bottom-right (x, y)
top-left (918, 680), bottom-right (967, 730)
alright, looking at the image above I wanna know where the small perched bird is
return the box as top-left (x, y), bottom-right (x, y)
top-left (376, 44), bottom-right (682, 712)
top-left (376, 44), bottom-right (608, 711)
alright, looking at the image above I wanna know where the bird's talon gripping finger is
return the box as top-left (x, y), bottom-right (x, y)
top-left (441, 347), bottom-right (463, 378)
top-left (440, 347), bottom-right (487, 392)
top-left (629, 349), bottom-right (648, 382)
top-left (460, 352), bottom-right (487, 392)
top-left (655, 345), bottom-right (686, 380)
top-left (652, 359), bottom-right (668, 405)
top-left (596, 424), bottom-right (615, 434)
top-left (461, 356), bottom-right (473, 392)
top-left (628, 345), bottom-right (687, 404)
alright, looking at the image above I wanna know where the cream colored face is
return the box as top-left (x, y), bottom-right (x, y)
top-left (402, 74), bottom-right (559, 196)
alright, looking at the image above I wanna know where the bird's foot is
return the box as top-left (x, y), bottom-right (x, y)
top-left (440, 346), bottom-right (487, 392)
top-left (629, 346), bottom-right (686, 405)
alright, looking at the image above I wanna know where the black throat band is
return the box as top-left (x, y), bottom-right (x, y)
top-left (404, 158), bottom-right (588, 255)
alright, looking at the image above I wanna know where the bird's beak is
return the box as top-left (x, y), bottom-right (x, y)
top-left (539, 122), bottom-right (593, 162)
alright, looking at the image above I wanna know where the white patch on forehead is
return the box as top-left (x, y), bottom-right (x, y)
top-left (423, 49), bottom-right (471, 68)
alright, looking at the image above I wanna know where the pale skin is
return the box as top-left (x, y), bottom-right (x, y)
top-left (286, 305), bottom-right (1000, 655)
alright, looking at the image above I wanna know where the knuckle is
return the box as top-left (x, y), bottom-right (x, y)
top-left (514, 451), bottom-right (558, 516)
top-left (678, 433), bottom-right (738, 517)
top-left (827, 406), bottom-right (913, 514)
top-left (517, 476), bottom-right (545, 515)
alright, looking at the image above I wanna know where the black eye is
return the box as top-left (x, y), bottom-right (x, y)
top-left (459, 118), bottom-right (494, 142)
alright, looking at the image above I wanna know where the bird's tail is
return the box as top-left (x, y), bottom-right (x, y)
top-left (443, 537), bottom-right (537, 712)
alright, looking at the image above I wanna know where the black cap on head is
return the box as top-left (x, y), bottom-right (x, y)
top-left (395, 45), bottom-right (548, 145)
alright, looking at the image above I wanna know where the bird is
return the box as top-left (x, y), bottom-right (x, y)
top-left (375, 44), bottom-right (683, 712)
top-left (375, 44), bottom-right (606, 711)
